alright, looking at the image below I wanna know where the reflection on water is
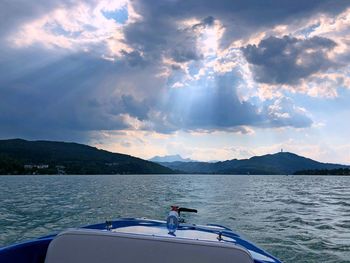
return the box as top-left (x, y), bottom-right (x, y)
top-left (0, 174), bottom-right (349, 262)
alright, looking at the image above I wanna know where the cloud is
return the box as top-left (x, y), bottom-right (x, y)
top-left (170, 47), bottom-right (203, 63)
top-left (8, 0), bottom-right (131, 59)
top-left (0, 50), bottom-right (132, 140)
top-left (263, 97), bottom-right (313, 128)
top-left (0, 0), bottom-right (80, 38)
top-left (118, 95), bottom-right (150, 120)
top-left (121, 50), bottom-right (147, 67)
top-left (161, 72), bottom-right (262, 130)
top-left (127, 0), bottom-right (350, 51)
top-left (196, 16), bottom-right (215, 28)
top-left (146, 71), bottom-right (313, 132)
top-left (0, 0), bottom-right (348, 144)
top-left (241, 35), bottom-right (337, 85)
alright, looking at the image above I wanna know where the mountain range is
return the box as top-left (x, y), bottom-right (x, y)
top-left (149, 154), bottom-right (195, 163)
top-left (0, 139), bottom-right (348, 175)
top-left (155, 152), bottom-right (349, 175)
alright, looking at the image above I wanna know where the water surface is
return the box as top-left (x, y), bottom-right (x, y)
top-left (0, 174), bottom-right (349, 262)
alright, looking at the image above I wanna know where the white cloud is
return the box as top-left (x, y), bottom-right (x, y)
top-left (9, 0), bottom-right (134, 58)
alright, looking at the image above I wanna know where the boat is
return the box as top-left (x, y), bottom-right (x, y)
top-left (0, 206), bottom-right (282, 263)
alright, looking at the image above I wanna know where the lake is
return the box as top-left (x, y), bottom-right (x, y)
top-left (0, 174), bottom-right (349, 262)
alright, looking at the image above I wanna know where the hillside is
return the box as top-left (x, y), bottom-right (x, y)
top-left (0, 139), bottom-right (174, 175)
top-left (158, 152), bottom-right (349, 175)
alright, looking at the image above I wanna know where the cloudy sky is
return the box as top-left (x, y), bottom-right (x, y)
top-left (1, 0), bottom-right (350, 163)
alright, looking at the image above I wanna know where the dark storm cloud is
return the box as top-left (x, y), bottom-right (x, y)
top-left (121, 0), bottom-right (349, 82)
top-left (123, 16), bottom-right (201, 63)
top-left (121, 50), bottom-right (147, 67)
top-left (165, 16), bottom-right (214, 63)
top-left (126, 0), bottom-right (350, 50)
top-left (130, 0), bottom-right (348, 27)
top-left (0, 47), bottom-right (154, 140)
top-left (170, 47), bottom-right (203, 63)
top-left (119, 95), bottom-right (150, 120)
top-left (241, 36), bottom-right (337, 85)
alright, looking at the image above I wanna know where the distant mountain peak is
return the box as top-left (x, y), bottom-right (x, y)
top-left (149, 154), bottom-right (195, 163)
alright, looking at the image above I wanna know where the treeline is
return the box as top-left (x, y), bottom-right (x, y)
top-left (294, 168), bottom-right (350, 175)
top-left (0, 154), bottom-right (25, 174)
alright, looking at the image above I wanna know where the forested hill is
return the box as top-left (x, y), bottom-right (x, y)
top-left (0, 139), bottom-right (174, 175)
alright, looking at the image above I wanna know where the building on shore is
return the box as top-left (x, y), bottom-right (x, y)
top-left (24, 164), bottom-right (49, 169)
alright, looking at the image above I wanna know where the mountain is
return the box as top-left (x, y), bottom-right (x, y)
top-left (149, 154), bottom-right (195, 163)
top-left (0, 139), bottom-right (174, 175)
top-left (158, 152), bottom-right (349, 175)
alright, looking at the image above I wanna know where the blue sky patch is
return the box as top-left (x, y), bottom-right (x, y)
top-left (102, 6), bottom-right (128, 24)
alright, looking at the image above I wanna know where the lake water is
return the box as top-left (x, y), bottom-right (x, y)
top-left (0, 174), bottom-right (349, 262)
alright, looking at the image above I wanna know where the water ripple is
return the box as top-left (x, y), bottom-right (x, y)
top-left (0, 174), bottom-right (349, 263)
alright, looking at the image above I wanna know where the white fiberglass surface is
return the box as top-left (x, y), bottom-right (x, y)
top-left (113, 226), bottom-right (235, 242)
top-left (113, 226), bottom-right (276, 262)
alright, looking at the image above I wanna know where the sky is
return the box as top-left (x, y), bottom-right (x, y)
top-left (0, 0), bottom-right (350, 164)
